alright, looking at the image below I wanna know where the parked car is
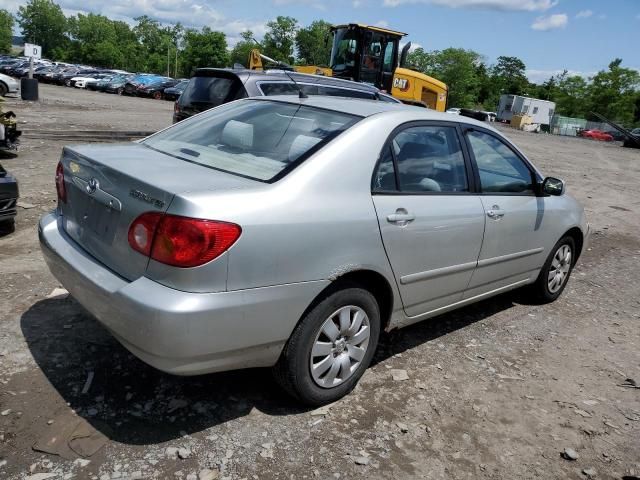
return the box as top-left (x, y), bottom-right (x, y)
top-left (123, 74), bottom-right (164, 95)
top-left (163, 79), bottom-right (189, 101)
top-left (67, 70), bottom-right (101, 87)
top-left (104, 74), bottom-right (133, 94)
top-left (578, 129), bottom-right (613, 141)
top-left (136, 78), bottom-right (180, 99)
top-left (446, 107), bottom-right (461, 115)
top-left (623, 128), bottom-right (640, 148)
top-left (0, 73), bottom-right (19, 96)
top-left (40, 96), bottom-right (589, 405)
top-left (0, 162), bottom-right (18, 233)
top-left (173, 68), bottom-right (400, 123)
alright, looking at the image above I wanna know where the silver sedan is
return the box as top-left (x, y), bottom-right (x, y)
top-left (39, 96), bottom-right (589, 405)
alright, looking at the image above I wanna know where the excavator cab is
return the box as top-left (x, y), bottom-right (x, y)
top-left (329, 24), bottom-right (405, 93)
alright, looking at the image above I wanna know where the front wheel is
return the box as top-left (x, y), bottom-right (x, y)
top-left (529, 236), bottom-right (576, 303)
top-left (274, 287), bottom-right (380, 406)
top-left (0, 82), bottom-right (8, 97)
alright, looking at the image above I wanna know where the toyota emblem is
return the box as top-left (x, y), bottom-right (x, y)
top-left (86, 178), bottom-right (99, 194)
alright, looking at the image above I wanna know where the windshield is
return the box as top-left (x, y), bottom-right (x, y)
top-left (143, 99), bottom-right (360, 182)
top-left (330, 28), bottom-right (358, 73)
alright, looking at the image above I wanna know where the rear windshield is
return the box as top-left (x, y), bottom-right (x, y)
top-left (179, 75), bottom-right (242, 108)
top-left (143, 99), bottom-right (360, 182)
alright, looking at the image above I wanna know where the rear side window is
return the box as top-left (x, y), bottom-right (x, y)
top-left (180, 75), bottom-right (243, 107)
top-left (390, 126), bottom-right (468, 193)
top-left (259, 82), bottom-right (376, 100)
top-left (143, 100), bottom-right (360, 182)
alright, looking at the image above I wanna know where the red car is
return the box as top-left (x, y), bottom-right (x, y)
top-left (579, 129), bottom-right (614, 141)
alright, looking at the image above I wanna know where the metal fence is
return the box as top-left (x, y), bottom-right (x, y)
top-left (550, 115), bottom-right (617, 137)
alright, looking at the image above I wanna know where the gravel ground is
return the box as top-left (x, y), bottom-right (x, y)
top-left (0, 84), bottom-right (639, 480)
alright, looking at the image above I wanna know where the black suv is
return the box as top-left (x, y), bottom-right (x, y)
top-left (173, 68), bottom-right (399, 123)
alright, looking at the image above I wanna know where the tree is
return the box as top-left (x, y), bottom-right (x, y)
top-left (295, 20), bottom-right (332, 66)
top-left (230, 30), bottom-right (258, 68)
top-left (492, 55), bottom-right (529, 96)
top-left (17, 0), bottom-right (67, 57)
top-left (552, 71), bottom-right (588, 118)
top-left (263, 16), bottom-right (297, 63)
top-left (180, 27), bottom-right (228, 76)
top-left (0, 10), bottom-right (13, 54)
top-left (407, 47), bottom-right (483, 108)
top-left (585, 59), bottom-right (640, 124)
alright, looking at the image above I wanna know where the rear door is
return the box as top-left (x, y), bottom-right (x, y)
top-left (372, 123), bottom-right (486, 317)
top-left (462, 127), bottom-right (552, 298)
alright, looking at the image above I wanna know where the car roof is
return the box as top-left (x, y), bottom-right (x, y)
top-left (194, 67), bottom-right (380, 93)
top-left (254, 95), bottom-right (498, 129)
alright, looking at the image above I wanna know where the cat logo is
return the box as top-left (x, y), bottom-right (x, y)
top-left (393, 77), bottom-right (410, 92)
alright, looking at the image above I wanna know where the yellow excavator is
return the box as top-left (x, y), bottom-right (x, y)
top-left (249, 23), bottom-right (448, 111)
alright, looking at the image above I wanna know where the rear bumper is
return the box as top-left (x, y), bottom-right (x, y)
top-left (38, 212), bottom-right (328, 375)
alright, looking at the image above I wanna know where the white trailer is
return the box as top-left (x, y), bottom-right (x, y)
top-left (497, 95), bottom-right (556, 125)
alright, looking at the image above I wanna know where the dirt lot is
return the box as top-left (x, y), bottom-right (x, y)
top-left (0, 84), bottom-right (639, 480)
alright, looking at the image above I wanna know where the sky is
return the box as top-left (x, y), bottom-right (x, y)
top-left (5, 0), bottom-right (640, 83)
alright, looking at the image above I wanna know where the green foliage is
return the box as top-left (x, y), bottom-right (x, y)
top-left (586, 59), bottom-right (640, 124)
top-left (229, 31), bottom-right (258, 68)
top-left (263, 16), bottom-right (298, 63)
top-left (492, 56), bottom-right (529, 96)
top-left (0, 10), bottom-right (13, 54)
top-left (295, 20), bottom-right (332, 66)
top-left (17, 0), bottom-right (67, 57)
top-left (180, 27), bottom-right (228, 76)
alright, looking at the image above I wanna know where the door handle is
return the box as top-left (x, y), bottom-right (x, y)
top-left (387, 209), bottom-right (415, 226)
top-left (486, 204), bottom-right (504, 220)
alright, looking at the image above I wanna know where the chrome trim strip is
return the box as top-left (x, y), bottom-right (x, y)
top-left (477, 247), bottom-right (544, 268)
top-left (400, 260), bottom-right (477, 285)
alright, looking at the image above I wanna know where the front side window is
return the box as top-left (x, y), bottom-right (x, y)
top-left (260, 82), bottom-right (377, 100)
top-left (143, 100), bottom-right (360, 182)
top-left (330, 28), bottom-right (358, 72)
top-left (374, 125), bottom-right (468, 193)
top-left (466, 130), bottom-right (534, 194)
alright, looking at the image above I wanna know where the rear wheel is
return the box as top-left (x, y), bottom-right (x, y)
top-left (117, 87), bottom-right (124, 95)
top-left (0, 82), bottom-right (8, 97)
top-left (153, 91), bottom-right (162, 100)
top-left (529, 236), bottom-right (575, 303)
top-left (274, 287), bottom-right (380, 406)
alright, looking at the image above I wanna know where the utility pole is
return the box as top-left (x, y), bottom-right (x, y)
top-left (175, 46), bottom-right (178, 78)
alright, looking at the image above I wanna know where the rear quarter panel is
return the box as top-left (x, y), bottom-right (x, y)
top-left (171, 113), bottom-right (408, 295)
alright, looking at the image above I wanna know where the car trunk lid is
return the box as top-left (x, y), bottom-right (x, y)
top-left (59, 142), bottom-right (255, 281)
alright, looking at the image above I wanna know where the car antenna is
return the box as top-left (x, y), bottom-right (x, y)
top-left (283, 69), bottom-right (307, 99)
top-left (252, 42), bottom-right (307, 99)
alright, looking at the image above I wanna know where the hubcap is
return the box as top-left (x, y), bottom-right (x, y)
top-left (310, 305), bottom-right (370, 388)
top-left (547, 244), bottom-right (572, 293)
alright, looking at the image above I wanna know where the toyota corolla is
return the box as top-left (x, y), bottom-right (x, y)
top-left (39, 97), bottom-right (589, 405)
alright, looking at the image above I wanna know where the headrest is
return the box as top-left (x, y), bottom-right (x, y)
top-left (288, 135), bottom-right (321, 162)
top-left (221, 120), bottom-right (253, 150)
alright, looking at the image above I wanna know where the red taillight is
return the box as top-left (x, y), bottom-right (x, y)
top-left (128, 213), bottom-right (241, 268)
top-left (174, 101), bottom-right (180, 114)
top-left (55, 161), bottom-right (67, 203)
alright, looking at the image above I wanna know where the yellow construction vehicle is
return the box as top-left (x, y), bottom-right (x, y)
top-left (249, 23), bottom-right (448, 111)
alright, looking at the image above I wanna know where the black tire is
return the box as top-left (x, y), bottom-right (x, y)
top-left (0, 218), bottom-right (16, 235)
top-left (529, 236), bottom-right (576, 303)
top-left (0, 82), bottom-right (8, 97)
top-left (274, 286), bottom-right (381, 406)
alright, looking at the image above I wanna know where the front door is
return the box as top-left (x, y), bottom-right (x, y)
top-left (372, 123), bottom-right (486, 317)
top-left (462, 128), bottom-right (550, 298)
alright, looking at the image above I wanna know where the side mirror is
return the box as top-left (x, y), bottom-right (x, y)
top-left (542, 177), bottom-right (565, 196)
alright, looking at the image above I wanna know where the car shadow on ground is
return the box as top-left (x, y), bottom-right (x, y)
top-left (20, 291), bottom-right (521, 446)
